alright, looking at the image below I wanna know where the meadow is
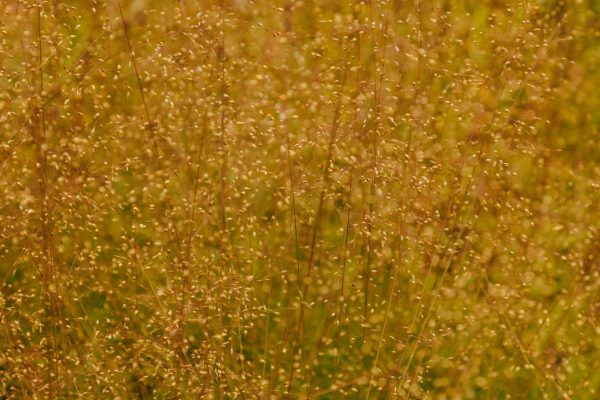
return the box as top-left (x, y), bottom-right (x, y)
top-left (1, 0), bottom-right (599, 398)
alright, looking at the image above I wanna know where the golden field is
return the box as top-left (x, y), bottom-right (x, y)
top-left (1, 0), bottom-right (599, 398)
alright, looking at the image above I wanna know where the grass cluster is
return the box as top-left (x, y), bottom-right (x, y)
top-left (1, 0), bottom-right (599, 398)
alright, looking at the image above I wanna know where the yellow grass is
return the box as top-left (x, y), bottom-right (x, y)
top-left (0, 0), bottom-right (599, 398)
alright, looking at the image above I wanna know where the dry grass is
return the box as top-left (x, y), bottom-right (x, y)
top-left (1, 0), bottom-right (599, 398)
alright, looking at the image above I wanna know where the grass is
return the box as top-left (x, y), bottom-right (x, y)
top-left (0, 0), bottom-right (599, 398)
